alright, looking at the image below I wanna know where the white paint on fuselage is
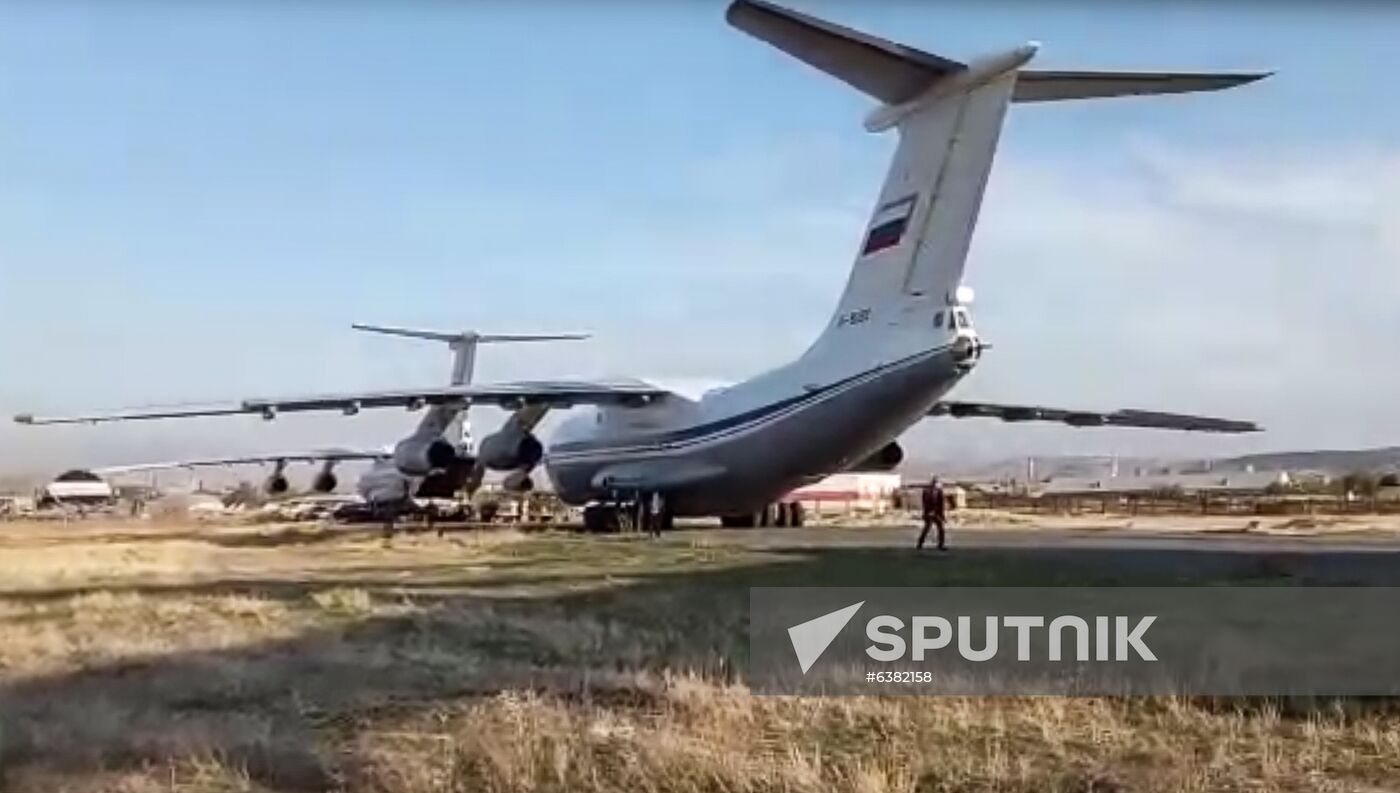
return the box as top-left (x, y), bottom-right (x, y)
top-left (538, 54), bottom-right (1020, 513)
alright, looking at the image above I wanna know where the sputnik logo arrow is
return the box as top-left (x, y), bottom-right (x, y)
top-left (787, 601), bottom-right (864, 674)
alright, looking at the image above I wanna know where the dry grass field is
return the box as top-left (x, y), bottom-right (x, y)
top-left (1, 517), bottom-right (1399, 792)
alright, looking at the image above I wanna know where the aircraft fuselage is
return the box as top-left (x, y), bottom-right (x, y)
top-left (545, 341), bottom-right (969, 515)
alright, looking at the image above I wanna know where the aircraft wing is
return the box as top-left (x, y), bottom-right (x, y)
top-left (14, 380), bottom-right (670, 426)
top-left (95, 448), bottom-right (389, 475)
top-left (928, 401), bottom-right (1260, 433)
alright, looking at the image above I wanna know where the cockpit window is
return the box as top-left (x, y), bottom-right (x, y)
top-left (933, 311), bottom-right (944, 328)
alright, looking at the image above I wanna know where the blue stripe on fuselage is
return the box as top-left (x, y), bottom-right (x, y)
top-left (548, 344), bottom-right (950, 459)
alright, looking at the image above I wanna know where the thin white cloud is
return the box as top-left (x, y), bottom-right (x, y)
top-left (1130, 138), bottom-right (1399, 228)
top-left (5, 135), bottom-right (1399, 476)
top-left (947, 137), bottom-right (1400, 459)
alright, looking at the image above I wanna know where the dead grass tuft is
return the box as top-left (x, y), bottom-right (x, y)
top-left (311, 587), bottom-right (374, 616)
top-left (338, 681), bottom-right (1400, 793)
top-left (0, 518), bottom-right (1397, 791)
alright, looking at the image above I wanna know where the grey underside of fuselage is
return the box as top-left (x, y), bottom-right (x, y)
top-left (544, 346), bottom-right (963, 516)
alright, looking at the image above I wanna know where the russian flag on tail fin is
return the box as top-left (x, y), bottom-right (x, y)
top-left (860, 194), bottom-right (917, 258)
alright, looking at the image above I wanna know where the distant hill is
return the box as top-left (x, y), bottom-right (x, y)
top-left (1213, 446), bottom-right (1400, 474)
top-left (902, 455), bottom-right (1177, 482)
top-left (906, 446), bottom-right (1400, 483)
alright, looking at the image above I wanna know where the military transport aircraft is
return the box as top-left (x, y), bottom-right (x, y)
top-left (15, 0), bottom-right (1268, 533)
top-left (89, 324), bottom-right (588, 508)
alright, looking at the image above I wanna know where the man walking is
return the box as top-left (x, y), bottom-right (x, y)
top-left (917, 476), bottom-right (947, 551)
top-left (648, 492), bottom-right (665, 538)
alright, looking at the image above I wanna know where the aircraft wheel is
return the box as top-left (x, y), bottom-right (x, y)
top-left (771, 503), bottom-right (786, 527)
top-left (583, 504), bottom-right (614, 533)
top-left (789, 502), bottom-right (805, 528)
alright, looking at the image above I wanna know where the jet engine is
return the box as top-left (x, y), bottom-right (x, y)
top-left (311, 470), bottom-right (338, 493)
top-left (849, 441), bottom-right (904, 472)
top-left (415, 455), bottom-right (475, 499)
top-left (357, 461), bottom-right (411, 505)
top-left (393, 436), bottom-right (457, 476)
top-left (264, 473), bottom-right (290, 495)
top-left (477, 426), bottom-right (544, 472)
top-left (502, 469), bottom-right (535, 493)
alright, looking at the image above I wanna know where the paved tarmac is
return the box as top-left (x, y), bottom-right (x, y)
top-left (709, 524), bottom-right (1400, 553)
top-left (683, 524), bottom-right (1400, 585)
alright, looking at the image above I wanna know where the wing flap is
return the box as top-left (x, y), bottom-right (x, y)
top-left (96, 448), bottom-right (388, 475)
top-left (929, 401), bottom-right (1260, 433)
top-left (14, 405), bottom-right (248, 426)
top-left (15, 381), bottom-right (670, 426)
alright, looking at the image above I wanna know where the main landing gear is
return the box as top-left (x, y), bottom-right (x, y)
top-left (719, 501), bottom-right (805, 529)
top-left (581, 495), bottom-right (804, 533)
top-left (582, 492), bottom-right (674, 535)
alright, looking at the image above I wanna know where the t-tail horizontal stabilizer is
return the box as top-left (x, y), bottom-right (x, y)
top-left (726, 0), bottom-right (1269, 110)
top-left (350, 324), bottom-right (590, 346)
top-left (352, 323), bottom-right (592, 449)
top-left (352, 323), bottom-right (590, 383)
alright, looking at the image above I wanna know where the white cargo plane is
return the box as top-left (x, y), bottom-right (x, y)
top-left (90, 324), bottom-right (589, 503)
top-left (15, 0), bottom-right (1267, 532)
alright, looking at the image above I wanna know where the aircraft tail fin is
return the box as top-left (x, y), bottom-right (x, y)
top-left (727, 1), bottom-right (1267, 377)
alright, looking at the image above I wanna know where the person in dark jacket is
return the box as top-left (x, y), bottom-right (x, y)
top-left (917, 476), bottom-right (947, 551)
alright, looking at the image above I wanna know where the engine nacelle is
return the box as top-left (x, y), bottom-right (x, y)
top-left (264, 474), bottom-right (290, 495)
top-left (849, 441), bottom-right (904, 472)
top-left (415, 455), bottom-right (475, 499)
top-left (478, 427), bottom-right (543, 472)
top-left (357, 462), bottom-right (411, 505)
top-left (393, 436), bottom-right (457, 476)
top-left (311, 471), bottom-right (338, 493)
top-left (502, 469), bottom-right (535, 493)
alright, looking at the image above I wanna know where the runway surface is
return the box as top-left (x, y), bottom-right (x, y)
top-left (678, 524), bottom-right (1400, 585)
top-left (705, 524), bottom-right (1400, 553)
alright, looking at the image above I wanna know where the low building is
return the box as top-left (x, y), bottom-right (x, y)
top-left (789, 472), bottom-right (902, 514)
top-left (0, 495), bottom-right (37, 517)
top-left (38, 470), bottom-right (116, 509)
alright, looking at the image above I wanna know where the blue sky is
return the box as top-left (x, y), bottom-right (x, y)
top-left (2, 1), bottom-right (1398, 474)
